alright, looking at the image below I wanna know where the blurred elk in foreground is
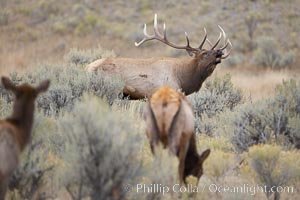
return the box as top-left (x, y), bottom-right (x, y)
top-left (143, 86), bottom-right (210, 184)
top-left (0, 77), bottom-right (50, 200)
top-left (86, 14), bottom-right (232, 99)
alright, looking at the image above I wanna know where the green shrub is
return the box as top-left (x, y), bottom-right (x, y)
top-left (225, 54), bottom-right (245, 67)
top-left (52, 21), bottom-right (67, 34)
top-left (242, 145), bottom-right (300, 200)
top-left (231, 101), bottom-right (273, 152)
top-left (0, 9), bottom-right (9, 25)
top-left (190, 74), bottom-right (242, 118)
top-left (273, 80), bottom-right (300, 147)
top-left (189, 75), bottom-right (242, 135)
top-left (8, 131), bottom-right (54, 199)
top-left (289, 117), bottom-right (300, 148)
top-left (84, 12), bottom-right (98, 28)
top-left (0, 64), bottom-right (124, 114)
top-left (230, 79), bottom-right (300, 151)
top-left (59, 95), bottom-right (142, 200)
top-left (245, 11), bottom-right (260, 38)
top-left (196, 135), bottom-right (234, 153)
top-left (74, 22), bottom-right (88, 35)
top-left (253, 37), bottom-right (280, 68)
top-left (233, 33), bottom-right (253, 53)
top-left (204, 150), bottom-right (235, 182)
top-left (38, 0), bottom-right (61, 16)
top-left (279, 51), bottom-right (295, 68)
top-left (129, 148), bottom-right (179, 200)
top-left (231, 100), bottom-right (294, 152)
top-left (274, 80), bottom-right (300, 116)
top-left (65, 46), bottom-right (115, 65)
top-left (253, 37), bottom-right (295, 69)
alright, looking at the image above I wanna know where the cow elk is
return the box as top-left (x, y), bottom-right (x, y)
top-left (143, 86), bottom-right (210, 184)
top-left (86, 14), bottom-right (232, 99)
top-left (0, 77), bottom-right (50, 200)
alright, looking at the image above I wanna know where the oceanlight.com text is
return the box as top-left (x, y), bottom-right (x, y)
top-left (122, 183), bottom-right (296, 196)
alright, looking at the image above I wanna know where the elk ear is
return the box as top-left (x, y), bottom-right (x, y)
top-left (199, 149), bottom-right (210, 164)
top-left (35, 80), bottom-right (50, 94)
top-left (1, 76), bottom-right (17, 92)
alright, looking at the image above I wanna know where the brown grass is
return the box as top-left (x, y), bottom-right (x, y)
top-left (215, 67), bottom-right (299, 101)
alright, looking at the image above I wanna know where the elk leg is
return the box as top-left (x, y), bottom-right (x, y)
top-left (150, 140), bottom-right (155, 155)
top-left (143, 104), bottom-right (160, 155)
top-left (146, 129), bottom-right (159, 155)
top-left (169, 125), bottom-right (182, 156)
top-left (148, 128), bottom-right (159, 155)
top-left (178, 135), bottom-right (190, 184)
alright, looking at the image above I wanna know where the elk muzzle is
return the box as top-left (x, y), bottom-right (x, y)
top-left (215, 50), bottom-right (224, 64)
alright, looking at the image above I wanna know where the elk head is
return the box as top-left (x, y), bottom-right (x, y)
top-left (184, 148), bottom-right (210, 184)
top-left (2, 77), bottom-right (50, 110)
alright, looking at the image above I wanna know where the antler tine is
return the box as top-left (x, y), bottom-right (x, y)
top-left (198, 27), bottom-right (207, 50)
top-left (221, 39), bottom-right (232, 59)
top-left (218, 25), bottom-right (226, 40)
top-left (218, 25), bottom-right (233, 59)
top-left (143, 24), bottom-right (151, 37)
top-left (153, 13), bottom-right (164, 39)
top-left (135, 24), bottom-right (149, 46)
top-left (211, 32), bottom-right (222, 50)
top-left (135, 24), bottom-right (152, 46)
top-left (135, 38), bottom-right (147, 46)
top-left (220, 40), bottom-right (229, 50)
top-left (163, 23), bottom-right (167, 39)
top-left (134, 13), bottom-right (199, 53)
top-left (218, 25), bottom-right (228, 50)
top-left (185, 32), bottom-right (190, 47)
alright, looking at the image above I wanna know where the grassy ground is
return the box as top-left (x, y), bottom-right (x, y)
top-left (216, 68), bottom-right (299, 100)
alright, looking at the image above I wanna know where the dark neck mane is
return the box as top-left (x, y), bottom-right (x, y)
top-left (177, 58), bottom-right (217, 95)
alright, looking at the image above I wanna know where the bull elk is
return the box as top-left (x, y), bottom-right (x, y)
top-left (143, 86), bottom-right (210, 183)
top-left (86, 14), bottom-right (232, 99)
top-left (0, 77), bottom-right (50, 200)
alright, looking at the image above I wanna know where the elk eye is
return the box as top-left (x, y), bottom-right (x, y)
top-left (202, 52), bottom-right (209, 56)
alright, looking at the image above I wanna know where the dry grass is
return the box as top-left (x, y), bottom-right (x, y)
top-left (214, 67), bottom-right (300, 101)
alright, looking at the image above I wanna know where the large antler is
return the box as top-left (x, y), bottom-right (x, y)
top-left (206, 25), bottom-right (232, 59)
top-left (135, 14), bottom-right (205, 55)
top-left (135, 14), bottom-right (232, 58)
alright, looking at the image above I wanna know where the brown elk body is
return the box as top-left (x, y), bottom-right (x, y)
top-left (143, 86), bottom-right (210, 183)
top-left (0, 77), bottom-right (50, 200)
top-left (86, 14), bottom-right (232, 99)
